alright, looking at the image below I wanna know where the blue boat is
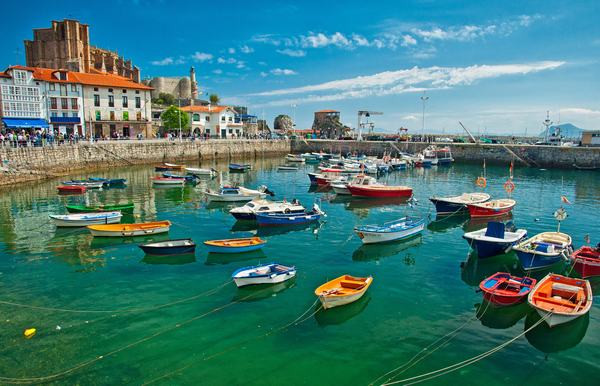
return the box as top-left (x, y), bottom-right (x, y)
top-left (308, 172), bottom-right (320, 185)
top-left (229, 163), bottom-right (252, 172)
top-left (462, 222), bottom-right (527, 258)
top-left (139, 238), bottom-right (196, 255)
top-left (232, 263), bottom-right (296, 287)
top-left (430, 193), bottom-right (490, 215)
top-left (88, 177), bottom-right (127, 186)
top-left (204, 237), bottom-right (266, 253)
top-left (513, 232), bottom-right (573, 270)
top-left (354, 216), bottom-right (425, 244)
top-left (255, 204), bottom-right (324, 226)
top-left (162, 173), bottom-right (196, 182)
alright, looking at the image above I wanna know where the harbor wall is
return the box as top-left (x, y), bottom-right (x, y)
top-left (291, 140), bottom-right (600, 169)
top-left (0, 139), bottom-right (290, 187)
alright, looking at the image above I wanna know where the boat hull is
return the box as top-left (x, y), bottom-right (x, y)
top-left (516, 250), bottom-right (566, 270)
top-left (355, 222), bottom-right (424, 244)
top-left (66, 204), bottom-right (134, 214)
top-left (347, 185), bottom-right (412, 198)
top-left (256, 213), bottom-right (321, 226)
top-left (430, 198), bottom-right (467, 215)
top-left (570, 247), bottom-right (600, 278)
top-left (465, 238), bottom-right (514, 258)
top-left (87, 222), bottom-right (171, 237)
top-left (139, 240), bottom-right (196, 255)
top-left (331, 184), bottom-right (350, 195)
top-left (467, 204), bottom-right (514, 218)
top-left (205, 192), bottom-right (254, 202)
top-left (205, 243), bottom-right (265, 254)
top-left (50, 214), bottom-right (122, 227)
top-left (234, 271), bottom-right (296, 287)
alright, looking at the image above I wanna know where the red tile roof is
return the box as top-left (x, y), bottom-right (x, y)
top-left (180, 105), bottom-right (232, 113)
top-left (316, 109), bottom-right (339, 113)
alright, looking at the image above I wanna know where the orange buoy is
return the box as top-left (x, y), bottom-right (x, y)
top-left (504, 179), bottom-right (515, 194)
top-left (475, 177), bottom-right (487, 188)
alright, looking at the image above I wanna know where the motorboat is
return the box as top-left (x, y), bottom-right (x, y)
top-left (229, 199), bottom-right (305, 220)
top-left (285, 154), bottom-right (305, 163)
top-left (185, 167), bottom-right (216, 177)
top-left (347, 175), bottom-right (412, 198)
top-left (152, 177), bottom-right (185, 186)
top-left (204, 187), bottom-right (256, 202)
top-left (255, 204), bottom-right (325, 226)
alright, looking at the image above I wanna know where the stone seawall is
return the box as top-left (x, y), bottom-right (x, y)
top-left (291, 140), bottom-right (600, 169)
top-left (0, 139), bottom-right (290, 187)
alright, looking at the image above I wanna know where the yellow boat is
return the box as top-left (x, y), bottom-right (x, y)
top-left (203, 237), bottom-right (266, 253)
top-left (315, 275), bottom-right (373, 309)
top-left (87, 221), bottom-right (171, 237)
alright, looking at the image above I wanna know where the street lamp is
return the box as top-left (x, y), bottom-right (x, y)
top-left (178, 98), bottom-right (182, 141)
top-left (420, 92), bottom-right (429, 141)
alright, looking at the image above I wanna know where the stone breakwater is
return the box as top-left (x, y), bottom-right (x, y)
top-left (0, 139), bottom-right (290, 187)
top-left (292, 140), bottom-right (600, 169)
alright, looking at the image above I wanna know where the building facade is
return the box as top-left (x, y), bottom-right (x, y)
top-left (181, 105), bottom-right (242, 138)
top-left (581, 130), bottom-right (600, 147)
top-left (0, 67), bottom-right (49, 131)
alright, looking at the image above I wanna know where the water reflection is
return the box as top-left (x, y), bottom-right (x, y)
top-left (460, 252), bottom-right (519, 287)
top-left (463, 213), bottom-right (513, 233)
top-left (230, 221), bottom-right (258, 233)
top-left (204, 249), bottom-right (267, 265)
top-left (315, 295), bottom-right (370, 326)
top-left (141, 253), bottom-right (196, 265)
top-left (89, 233), bottom-right (170, 249)
top-left (427, 214), bottom-right (469, 233)
top-left (232, 279), bottom-right (295, 302)
top-left (475, 300), bottom-right (529, 329)
top-left (256, 223), bottom-right (317, 237)
top-left (352, 235), bottom-right (422, 262)
top-left (525, 311), bottom-right (589, 353)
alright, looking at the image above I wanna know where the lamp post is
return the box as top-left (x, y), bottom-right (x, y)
top-left (420, 92), bottom-right (429, 142)
top-left (178, 98), bottom-right (182, 141)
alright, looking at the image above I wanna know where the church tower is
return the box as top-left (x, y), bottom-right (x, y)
top-left (190, 66), bottom-right (198, 100)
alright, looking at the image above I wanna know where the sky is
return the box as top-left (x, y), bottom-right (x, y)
top-left (1, 0), bottom-right (599, 135)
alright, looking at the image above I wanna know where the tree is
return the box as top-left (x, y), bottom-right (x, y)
top-left (152, 92), bottom-right (176, 106)
top-left (209, 94), bottom-right (220, 105)
top-left (161, 105), bottom-right (189, 132)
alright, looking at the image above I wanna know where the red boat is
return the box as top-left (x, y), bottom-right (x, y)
top-left (479, 272), bottom-right (537, 306)
top-left (347, 175), bottom-right (412, 198)
top-left (467, 199), bottom-right (515, 218)
top-left (319, 168), bottom-right (343, 173)
top-left (570, 246), bottom-right (600, 278)
top-left (57, 185), bottom-right (86, 194)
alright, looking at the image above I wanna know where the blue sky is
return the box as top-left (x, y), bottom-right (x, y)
top-left (2, 0), bottom-right (599, 135)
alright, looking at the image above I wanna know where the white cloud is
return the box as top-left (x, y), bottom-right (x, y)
top-left (151, 56), bottom-right (186, 66)
top-left (213, 69), bottom-right (223, 75)
top-left (260, 71), bottom-right (268, 77)
top-left (559, 108), bottom-right (600, 116)
top-left (301, 32), bottom-right (353, 48)
top-left (270, 68), bottom-right (298, 76)
top-left (250, 61), bottom-right (565, 106)
top-left (276, 48), bottom-right (307, 57)
top-left (236, 61), bottom-right (246, 69)
top-left (240, 45), bottom-right (254, 54)
top-left (228, 48), bottom-right (236, 54)
top-left (401, 35), bottom-right (417, 46)
top-left (191, 52), bottom-right (213, 62)
top-left (402, 115), bottom-right (419, 120)
top-left (217, 57), bottom-right (237, 64)
top-left (258, 61), bottom-right (267, 66)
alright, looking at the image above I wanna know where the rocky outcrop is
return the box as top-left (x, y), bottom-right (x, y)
top-left (311, 114), bottom-right (349, 139)
top-left (257, 119), bottom-right (271, 132)
top-left (274, 115), bottom-right (293, 133)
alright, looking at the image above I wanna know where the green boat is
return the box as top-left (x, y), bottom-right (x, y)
top-left (65, 203), bottom-right (134, 214)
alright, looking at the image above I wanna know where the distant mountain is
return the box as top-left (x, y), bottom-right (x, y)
top-left (538, 123), bottom-right (584, 139)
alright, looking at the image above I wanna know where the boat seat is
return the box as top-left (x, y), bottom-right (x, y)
top-left (485, 222), bottom-right (505, 239)
top-left (551, 283), bottom-right (584, 302)
top-left (340, 280), bottom-right (365, 289)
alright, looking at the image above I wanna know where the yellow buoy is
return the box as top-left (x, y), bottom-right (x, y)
top-left (23, 328), bottom-right (36, 339)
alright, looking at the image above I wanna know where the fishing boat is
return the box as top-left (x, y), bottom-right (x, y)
top-left (139, 238), bottom-right (196, 255)
top-left (87, 220), bottom-right (171, 237)
top-left (430, 193), bottom-right (491, 215)
top-left (65, 203), bottom-right (134, 214)
top-left (513, 232), bottom-right (572, 270)
top-left (479, 272), bottom-right (537, 306)
top-left (315, 275), bottom-right (373, 309)
top-left (88, 177), bottom-right (127, 187)
top-left (255, 204), bottom-right (325, 226)
top-left (229, 199), bottom-right (305, 220)
top-left (204, 237), bottom-right (266, 253)
top-left (347, 175), bottom-right (412, 198)
top-left (354, 217), bottom-right (425, 244)
top-left (238, 185), bottom-right (273, 198)
top-left (152, 177), bottom-right (185, 186)
top-left (528, 273), bottom-right (592, 327)
top-left (229, 163), bottom-right (252, 172)
top-left (162, 173), bottom-right (197, 182)
top-left (155, 163), bottom-right (186, 171)
top-left (330, 177), bottom-right (351, 195)
top-left (462, 221), bottom-right (527, 258)
top-left (185, 167), bottom-right (216, 177)
top-left (63, 180), bottom-right (105, 189)
top-left (466, 199), bottom-right (516, 218)
top-left (285, 154), bottom-right (305, 163)
top-left (57, 185), bottom-right (86, 194)
top-left (49, 211), bottom-right (122, 227)
top-left (308, 172), bottom-right (320, 185)
top-left (205, 186), bottom-right (258, 202)
top-left (278, 165), bottom-right (298, 171)
top-left (570, 245), bottom-right (600, 278)
top-left (232, 263), bottom-right (296, 287)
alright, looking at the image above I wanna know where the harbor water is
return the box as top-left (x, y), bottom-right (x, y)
top-left (0, 158), bottom-right (599, 385)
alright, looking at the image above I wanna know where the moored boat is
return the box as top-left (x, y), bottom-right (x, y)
top-left (65, 203), bottom-right (134, 214)
top-left (528, 273), bottom-right (592, 327)
top-left (315, 275), bottom-right (373, 309)
top-left (229, 163), bottom-right (252, 172)
top-left (162, 173), bottom-right (197, 182)
top-left (462, 221), bottom-right (527, 258)
top-left (570, 245), bottom-right (600, 278)
top-left (152, 177), bottom-right (185, 186)
top-left (88, 177), bottom-right (127, 187)
top-left (139, 238), bottom-right (196, 255)
top-left (49, 211), bottom-right (122, 227)
top-left (430, 193), bottom-right (491, 215)
top-left (347, 175), bottom-right (412, 198)
top-left (278, 166), bottom-right (298, 171)
top-left (255, 204), bottom-right (325, 226)
top-left (285, 154), bottom-right (305, 163)
top-left (204, 187), bottom-right (258, 202)
top-left (87, 220), bottom-right (171, 237)
top-left (232, 263), bottom-right (296, 287)
top-left (354, 216), bottom-right (425, 244)
top-left (308, 172), bottom-right (320, 185)
top-left (63, 180), bottom-right (105, 189)
top-left (204, 237), bottom-right (266, 253)
top-left (185, 167), bottom-right (216, 177)
top-left (513, 232), bottom-right (572, 270)
top-left (155, 163), bottom-right (186, 171)
top-left (479, 272), bottom-right (537, 306)
top-left (331, 177), bottom-right (351, 195)
top-left (466, 199), bottom-right (516, 218)
top-left (57, 185), bottom-right (86, 194)
top-left (229, 199), bottom-right (305, 220)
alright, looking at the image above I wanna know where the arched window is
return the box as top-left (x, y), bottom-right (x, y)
top-left (193, 113), bottom-right (200, 121)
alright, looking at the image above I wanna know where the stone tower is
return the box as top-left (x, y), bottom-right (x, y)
top-left (190, 66), bottom-right (198, 100)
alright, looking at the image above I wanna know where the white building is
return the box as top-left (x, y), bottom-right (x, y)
top-left (180, 105), bottom-right (242, 138)
top-left (0, 66), bottom-right (49, 131)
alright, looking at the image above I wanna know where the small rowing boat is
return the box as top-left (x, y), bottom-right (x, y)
top-left (463, 221), bottom-right (527, 258)
top-left (204, 237), bottom-right (266, 253)
top-left (570, 245), bottom-right (600, 278)
top-left (232, 263), bottom-right (296, 287)
top-left (513, 232), bottom-right (572, 270)
top-left (185, 167), bottom-right (216, 177)
top-left (49, 211), bottom-right (122, 227)
top-left (285, 154), bottom-right (305, 163)
top-left (528, 273), bottom-right (592, 327)
top-left (139, 238), bottom-right (196, 255)
top-left (466, 199), bottom-right (516, 218)
top-left (152, 177), bottom-right (185, 186)
top-left (155, 163), bottom-right (186, 171)
top-left (204, 187), bottom-right (257, 202)
top-left (255, 204), bottom-right (325, 226)
top-left (57, 185), bottom-right (86, 194)
top-left (430, 193), bottom-right (490, 215)
top-left (88, 177), bottom-right (127, 187)
top-left (87, 220), bottom-right (171, 237)
top-left (229, 163), bottom-right (252, 172)
top-left (63, 181), bottom-right (105, 189)
top-left (315, 275), bottom-right (373, 309)
top-left (65, 203), bottom-right (134, 214)
top-left (479, 272), bottom-right (537, 306)
top-left (278, 165), bottom-right (298, 171)
top-left (354, 216), bottom-right (425, 244)
top-left (162, 173), bottom-right (197, 182)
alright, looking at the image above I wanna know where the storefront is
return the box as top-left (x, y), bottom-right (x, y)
top-left (49, 117), bottom-right (82, 136)
top-left (2, 117), bottom-right (49, 132)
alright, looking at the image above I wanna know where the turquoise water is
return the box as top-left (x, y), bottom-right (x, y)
top-left (0, 158), bottom-right (599, 385)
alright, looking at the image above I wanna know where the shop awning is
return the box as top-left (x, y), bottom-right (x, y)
top-left (2, 118), bottom-right (49, 129)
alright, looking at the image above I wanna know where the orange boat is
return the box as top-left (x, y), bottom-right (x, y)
top-left (87, 220), bottom-right (171, 237)
top-left (527, 273), bottom-right (592, 327)
top-left (204, 237), bottom-right (266, 253)
top-left (155, 163), bottom-right (186, 171)
top-left (315, 275), bottom-right (373, 309)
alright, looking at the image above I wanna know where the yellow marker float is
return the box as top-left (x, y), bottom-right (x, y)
top-left (23, 328), bottom-right (36, 339)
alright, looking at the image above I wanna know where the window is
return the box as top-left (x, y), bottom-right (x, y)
top-left (228, 116), bottom-right (233, 122)
top-left (95, 111), bottom-right (101, 120)
top-left (135, 90), bottom-right (140, 94)
top-left (60, 84), bottom-right (67, 96)
top-left (71, 98), bottom-right (78, 110)
top-left (122, 96), bottom-right (128, 108)
top-left (205, 116), bottom-right (210, 122)
top-left (49, 83), bottom-right (56, 91)
top-left (62, 112), bottom-right (69, 117)
top-left (135, 96), bottom-right (141, 108)
top-left (61, 98), bottom-right (68, 109)
top-left (94, 94), bottom-right (100, 107)
top-left (110, 111), bottom-right (115, 120)
top-left (94, 87), bottom-right (99, 91)
top-left (122, 89), bottom-right (127, 93)
top-left (108, 95), bottom-right (114, 107)
top-left (108, 88), bottom-right (113, 93)
top-left (136, 111), bottom-right (142, 121)
top-left (193, 113), bottom-right (200, 122)
top-left (221, 116), bottom-right (226, 122)
top-left (50, 97), bottom-right (57, 109)
top-left (51, 112), bottom-right (58, 117)
top-left (72, 112), bottom-right (78, 117)
top-left (71, 84), bottom-right (77, 92)
top-left (123, 111), bottom-right (129, 120)
top-left (14, 70), bottom-right (27, 84)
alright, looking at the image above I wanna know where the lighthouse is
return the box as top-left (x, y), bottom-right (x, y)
top-left (190, 66), bottom-right (198, 100)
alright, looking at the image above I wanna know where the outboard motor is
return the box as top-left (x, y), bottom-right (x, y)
top-left (259, 185), bottom-right (275, 196)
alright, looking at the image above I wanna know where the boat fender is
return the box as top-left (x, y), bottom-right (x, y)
top-left (475, 177), bottom-right (487, 188)
top-left (23, 328), bottom-right (36, 339)
top-left (503, 179), bottom-right (515, 194)
top-left (284, 208), bottom-right (291, 214)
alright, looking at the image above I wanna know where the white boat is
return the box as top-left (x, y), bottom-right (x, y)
top-left (63, 181), bottom-right (105, 189)
top-left (185, 167), bottom-right (216, 177)
top-left (285, 154), bottom-right (305, 163)
top-left (330, 176), bottom-right (351, 195)
top-left (49, 211), bottom-right (122, 227)
top-left (430, 192), bottom-right (491, 215)
top-left (152, 177), bottom-right (185, 186)
top-left (232, 263), bottom-right (296, 287)
top-left (278, 166), bottom-right (298, 171)
top-left (237, 185), bottom-right (270, 198)
top-left (230, 199), bottom-right (305, 220)
top-left (354, 217), bottom-right (425, 244)
top-left (204, 187), bottom-right (255, 202)
top-left (462, 222), bottom-right (527, 258)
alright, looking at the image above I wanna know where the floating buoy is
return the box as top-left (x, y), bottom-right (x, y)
top-left (475, 176), bottom-right (487, 188)
top-left (23, 328), bottom-right (36, 339)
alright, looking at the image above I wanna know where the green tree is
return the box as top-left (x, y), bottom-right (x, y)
top-left (152, 92), bottom-right (176, 105)
top-left (209, 93), bottom-right (220, 105)
top-left (161, 105), bottom-right (189, 131)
